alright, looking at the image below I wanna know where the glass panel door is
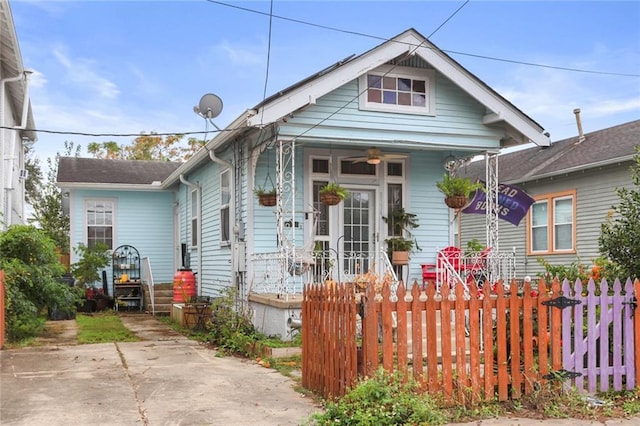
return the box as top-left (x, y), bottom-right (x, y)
top-left (342, 190), bottom-right (375, 277)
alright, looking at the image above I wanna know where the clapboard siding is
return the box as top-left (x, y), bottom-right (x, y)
top-left (197, 151), bottom-right (234, 296)
top-left (461, 161), bottom-right (635, 278)
top-left (69, 189), bottom-right (175, 292)
top-left (278, 74), bottom-right (502, 147)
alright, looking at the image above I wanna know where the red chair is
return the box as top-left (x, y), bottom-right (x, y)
top-left (422, 247), bottom-right (460, 289)
top-left (438, 246), bottom-right (462, 276)
top-left (421, 263), bottom-right (436, 289)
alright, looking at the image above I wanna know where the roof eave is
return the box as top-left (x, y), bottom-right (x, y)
top-left (162, 110), bottom-right (253, 188)
top-left (246, 28), bottom-right (550, 147)
top-left (504, 154), bottom-right (636, 184)
top-left (57, 182), bottom-right (167, 192)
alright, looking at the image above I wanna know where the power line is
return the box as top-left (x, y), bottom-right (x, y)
top-left (206, 0), bottom-right (640, 78)
top-left (1, 125), bottom-right (222, 138)
top-left (293, 1), bottom-right (470, 141)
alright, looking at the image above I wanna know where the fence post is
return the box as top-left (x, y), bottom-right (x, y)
top-left (1, 270), bottom-right (5, 350)
top-left (361, 283), bottom-right (379, 378)
top-left (635, 279), bottom-right (640, 387)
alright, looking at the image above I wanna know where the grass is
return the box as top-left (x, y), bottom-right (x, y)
top-left (76, 311), bottom-right (140, 344)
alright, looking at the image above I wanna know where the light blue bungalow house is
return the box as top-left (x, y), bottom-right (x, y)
top-left (58, 29), bottom-right (550, 335)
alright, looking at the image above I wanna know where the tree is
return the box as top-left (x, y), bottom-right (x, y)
top-left (24, 145), bottom-right (43, 206)
top-left (598, 146), bottom-right (640, 280)
top-left (87, 132), bottom-right (204, 161)
top-left (0, 225), bottom-right (79, 342)
top-left (29, 141), bottom-right (79, 252)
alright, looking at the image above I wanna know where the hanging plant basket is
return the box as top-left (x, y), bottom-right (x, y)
top-left (258, 194), bottom-right (277, 207)
top-left (444, 195), bottom-right (468, 209)
top-left (319, 183), bottom-right (348, 206)
top-left (320, 192), bottom-right (343, 206)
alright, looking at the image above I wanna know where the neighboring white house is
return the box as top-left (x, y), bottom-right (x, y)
top-left (0, 0), bottom-right (36, 230)
top-left (58, 28), bottom-right (551, 336)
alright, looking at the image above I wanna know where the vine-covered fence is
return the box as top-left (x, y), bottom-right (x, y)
top-left (302, 278), bottom-right (640, 402)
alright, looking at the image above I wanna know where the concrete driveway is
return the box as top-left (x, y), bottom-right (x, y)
top-left (0, 314), bottom-right (321, 425)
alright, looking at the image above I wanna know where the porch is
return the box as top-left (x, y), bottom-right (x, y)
top-left (249, 246), bottom-right (517, 296)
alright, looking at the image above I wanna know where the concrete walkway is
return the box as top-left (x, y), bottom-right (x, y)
top-left (0, 313), bottom-right (321, 425)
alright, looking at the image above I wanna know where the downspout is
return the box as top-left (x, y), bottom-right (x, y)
top-left (1, 71), bottom-right (32, 228)
top-left (179, 174), bottom-right (201, 295)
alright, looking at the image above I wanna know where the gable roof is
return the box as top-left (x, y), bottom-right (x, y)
top-left (460, 119), bottom-right (640, 184)
top-left (57, 157), bottom-right (182, 188)
top-left (246, 28), bottom-right (549, 147)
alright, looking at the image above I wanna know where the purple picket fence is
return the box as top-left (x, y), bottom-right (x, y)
top-left (561, 278), bottom-right (636, 393)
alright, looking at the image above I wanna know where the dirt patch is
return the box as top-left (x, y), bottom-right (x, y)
top-left (33, 319), bottom-right (78, 346)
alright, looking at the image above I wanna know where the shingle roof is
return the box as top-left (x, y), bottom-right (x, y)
top-left (460, 120), bottom-right (639, 183)
top-left (57, 157), bottom-right (182, 185)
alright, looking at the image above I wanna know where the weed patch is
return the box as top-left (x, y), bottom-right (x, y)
top-left (76, 312), bottom-right (139, 344)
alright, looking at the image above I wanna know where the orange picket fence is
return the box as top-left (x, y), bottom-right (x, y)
top-left (303, 279), bottom-right (566, 402)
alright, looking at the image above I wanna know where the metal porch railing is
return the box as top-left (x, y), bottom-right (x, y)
top-left (250, 249), bottom-right (398, 295)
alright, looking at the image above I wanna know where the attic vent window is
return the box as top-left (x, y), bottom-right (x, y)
top-left (359, 65), bottom-right (435, 116)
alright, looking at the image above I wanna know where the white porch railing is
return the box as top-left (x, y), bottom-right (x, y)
top-left (427, 247), bottom-right (516, 294)
top-left (250, 249), bottom-right (398, 295)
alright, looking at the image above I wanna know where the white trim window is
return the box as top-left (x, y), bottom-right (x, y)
top-left (86, 200), bottom-right (114, 249)
top-left (359, 65), bottom-right (436, 115)
top-left (220, 169), bottom-right (231, 244)
top-left (191, 188), bottom-right (199, 247)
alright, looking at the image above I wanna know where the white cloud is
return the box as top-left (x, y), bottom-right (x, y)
top-left (52, 46), bottom-right (120, 99)
top-left (27, 70), bottom-right (47, 89)
top-left (212, 40), bottom-right (264, 66)
top-left (591, 98), bottom-right (640, 116)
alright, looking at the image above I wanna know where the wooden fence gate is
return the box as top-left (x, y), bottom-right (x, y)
top-left (560, 278), bottom-right (639, 393)
top-left (302, 278), bottom-right (640, 401)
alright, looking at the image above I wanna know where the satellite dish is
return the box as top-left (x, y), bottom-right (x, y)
top-left (194, 93), bottom-right (223, 119)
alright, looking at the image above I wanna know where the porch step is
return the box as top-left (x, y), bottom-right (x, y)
top-left (149, 303), bottom-right (173, 315)
top-left (143, 284), bottom-right (174, 314)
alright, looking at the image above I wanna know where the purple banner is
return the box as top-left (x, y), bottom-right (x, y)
top-left (461, 181), bottom-right (535, 226)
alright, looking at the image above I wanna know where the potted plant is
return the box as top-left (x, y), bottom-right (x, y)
top-left (382, 208), bottom-right (420, 266)
top-left (319, 182), bottom-right (348, 206)
top-left (254, 186), bottom-right (277, 207)
top-left (436, 173), bottom-right (484, 209)
top-left (70, 242), bottom-right (112, 311)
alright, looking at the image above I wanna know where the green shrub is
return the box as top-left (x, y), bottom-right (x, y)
top-left (205, 288), bottom-right (262, 356)
top-left (311, 368), bottom-right (446, 425)
top-left (0, 225), bottom-right (79, 342)
top-left (70, 242), bottom-right (111, 288)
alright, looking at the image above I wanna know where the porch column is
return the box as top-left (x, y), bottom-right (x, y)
top-left (485, 151), bottom-right (499, 281)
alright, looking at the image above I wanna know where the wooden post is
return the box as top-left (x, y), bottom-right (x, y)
top-left (0, 270), bottom-right (5, 350)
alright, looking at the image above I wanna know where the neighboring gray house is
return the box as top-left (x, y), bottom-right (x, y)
top-left (1, 0), bottom-right (36, 230)
top-left (459, 119), bottom-right (639, 279)
top-left (58, 29), bottom-right (551, 334)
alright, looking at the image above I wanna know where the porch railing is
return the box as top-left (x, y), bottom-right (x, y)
top-left (427, 248), bottom-right (517, 295)
top-left (250, 249), bottom-right (398, 295)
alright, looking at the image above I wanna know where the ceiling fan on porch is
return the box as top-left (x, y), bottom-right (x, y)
top-left (344, 147), bottom-right (408, 165)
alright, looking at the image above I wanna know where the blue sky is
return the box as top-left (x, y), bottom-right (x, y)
top-left (9, 0), bottom-right (640, 164)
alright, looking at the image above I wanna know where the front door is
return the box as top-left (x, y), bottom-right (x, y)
top-left (341, 189), bottom-right (376, 277)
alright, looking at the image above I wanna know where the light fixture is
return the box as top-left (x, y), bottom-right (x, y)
top-left (367, 157), bottom-right (381, 165)
top-left (443, 154), bottom-right (457, 172)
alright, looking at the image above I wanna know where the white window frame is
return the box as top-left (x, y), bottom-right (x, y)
top-left (527, 190), bottom-right (576, 255)
top-left (358, 65), bottom-right (436, 116)
top-left (85, 199), bottom-right (115, 250)
top-left (220, 169), bottom-right (231, 245)
top-left (310, 155), bottom-right (331, 242)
